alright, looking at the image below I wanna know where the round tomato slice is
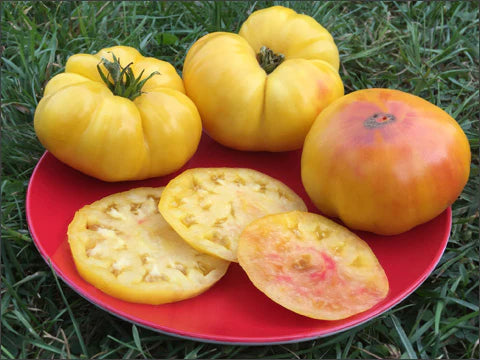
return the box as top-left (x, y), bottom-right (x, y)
top-left (238, 211), bottom-right (389, 320)
top-left (68, 187), bottom-right (229, 305)
top-left (159, 168), bottom-right (307, 262)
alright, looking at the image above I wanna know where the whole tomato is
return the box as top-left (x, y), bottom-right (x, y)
top-left (34, 46), bottom-right (202, 182)
top-left (301, 88), bottom-right (471, 235)
top-left (183, 6), bottom-right (344, 151)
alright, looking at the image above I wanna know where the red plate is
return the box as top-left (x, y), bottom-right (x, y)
top-left (26, 134), bottom-right (451, 344)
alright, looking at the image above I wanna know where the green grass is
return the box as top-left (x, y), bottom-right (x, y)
top-left (1, 1), bottom-right (478, 358)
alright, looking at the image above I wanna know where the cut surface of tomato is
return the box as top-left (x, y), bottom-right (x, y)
top-left (67, 187), bottom-right (229, 304)
top-left (158, 168), bottom-right (307, 262)
top-left (238, 211), bottom-right (389, 320)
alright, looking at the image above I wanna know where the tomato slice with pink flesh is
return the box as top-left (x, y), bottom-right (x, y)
top-left (238, 211), bottom-right (389, 320)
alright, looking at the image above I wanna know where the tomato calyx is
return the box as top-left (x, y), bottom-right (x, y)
top-left (256, 46), bottom-right (285, 74)
top-left (364, 112), bottom-right (396, 129)
top-left (97, 53), bottom-right (160, 101)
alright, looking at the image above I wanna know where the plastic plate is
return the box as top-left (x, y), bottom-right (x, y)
top-left (26, 134), bottom-right (451, 344)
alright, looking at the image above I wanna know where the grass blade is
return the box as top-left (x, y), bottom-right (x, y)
top-left (390, 314), bottom-right (417, 359)
top-left (49, 262), bottom-right (89, 358)
top-left (131, 325), bottom-right (146, 358)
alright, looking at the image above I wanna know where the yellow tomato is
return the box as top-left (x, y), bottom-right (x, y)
top-left (301, 88), bottom-right (471, 235)
top-left (34, 46), bottom-right (202, 182)
top-left (183, 6), bottom-right (344, 151)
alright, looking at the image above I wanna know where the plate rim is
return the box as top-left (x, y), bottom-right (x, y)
top-left (26, 151), bottom-right (452, 345)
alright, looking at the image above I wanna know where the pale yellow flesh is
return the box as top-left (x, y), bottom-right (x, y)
top-left (159, 168), bottom-right (307, 262)
top-left (67, 187), bottom-right (229, 305)
top-left (238, 211), bottom-right (389, 320)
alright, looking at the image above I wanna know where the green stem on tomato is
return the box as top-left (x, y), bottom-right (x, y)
top-left (96, 53), bottom-right (159, 101)
top-left (256, 46), bottom-right (285, 74)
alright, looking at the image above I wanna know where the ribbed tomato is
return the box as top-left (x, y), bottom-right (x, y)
top-left (183, 6), bottom-right (343, 151)
top-left (34, 46), bottom-right (202, 182)
top-left (301, 88), bottom-right (471, 235)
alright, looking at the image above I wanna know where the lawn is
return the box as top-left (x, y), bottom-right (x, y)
top-left (1, 1), bottom-right (479, 359)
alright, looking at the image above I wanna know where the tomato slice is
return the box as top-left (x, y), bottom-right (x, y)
top-left (158, 168), bottom-right (307, 262)
top-left (238, 211), bottom-right (389, 320)
top-left (68, 187), bottom-right (229, 305)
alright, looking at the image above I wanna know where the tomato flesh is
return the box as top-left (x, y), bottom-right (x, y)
top-left (159, 168), bottom-right (307, 262)
top-left (238, 211), bottom-right (389, 320)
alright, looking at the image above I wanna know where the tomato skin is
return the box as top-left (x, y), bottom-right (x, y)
top-left (301, 88), bottom-right (471, 235)
top-left (183, 6), bottom-right (344, 151)
top-left (34, 46), bottom-right (202, 182)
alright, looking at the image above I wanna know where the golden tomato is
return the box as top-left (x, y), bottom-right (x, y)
top-left (34, 46), bottom-right (202, 181)
top-left (183, 6), bottom-right (344, 151)
top-left (301, 88), bottom-right (471, 235)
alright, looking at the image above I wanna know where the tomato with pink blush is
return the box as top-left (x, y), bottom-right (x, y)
top-left (301, 88), bottom-right (471, 235)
